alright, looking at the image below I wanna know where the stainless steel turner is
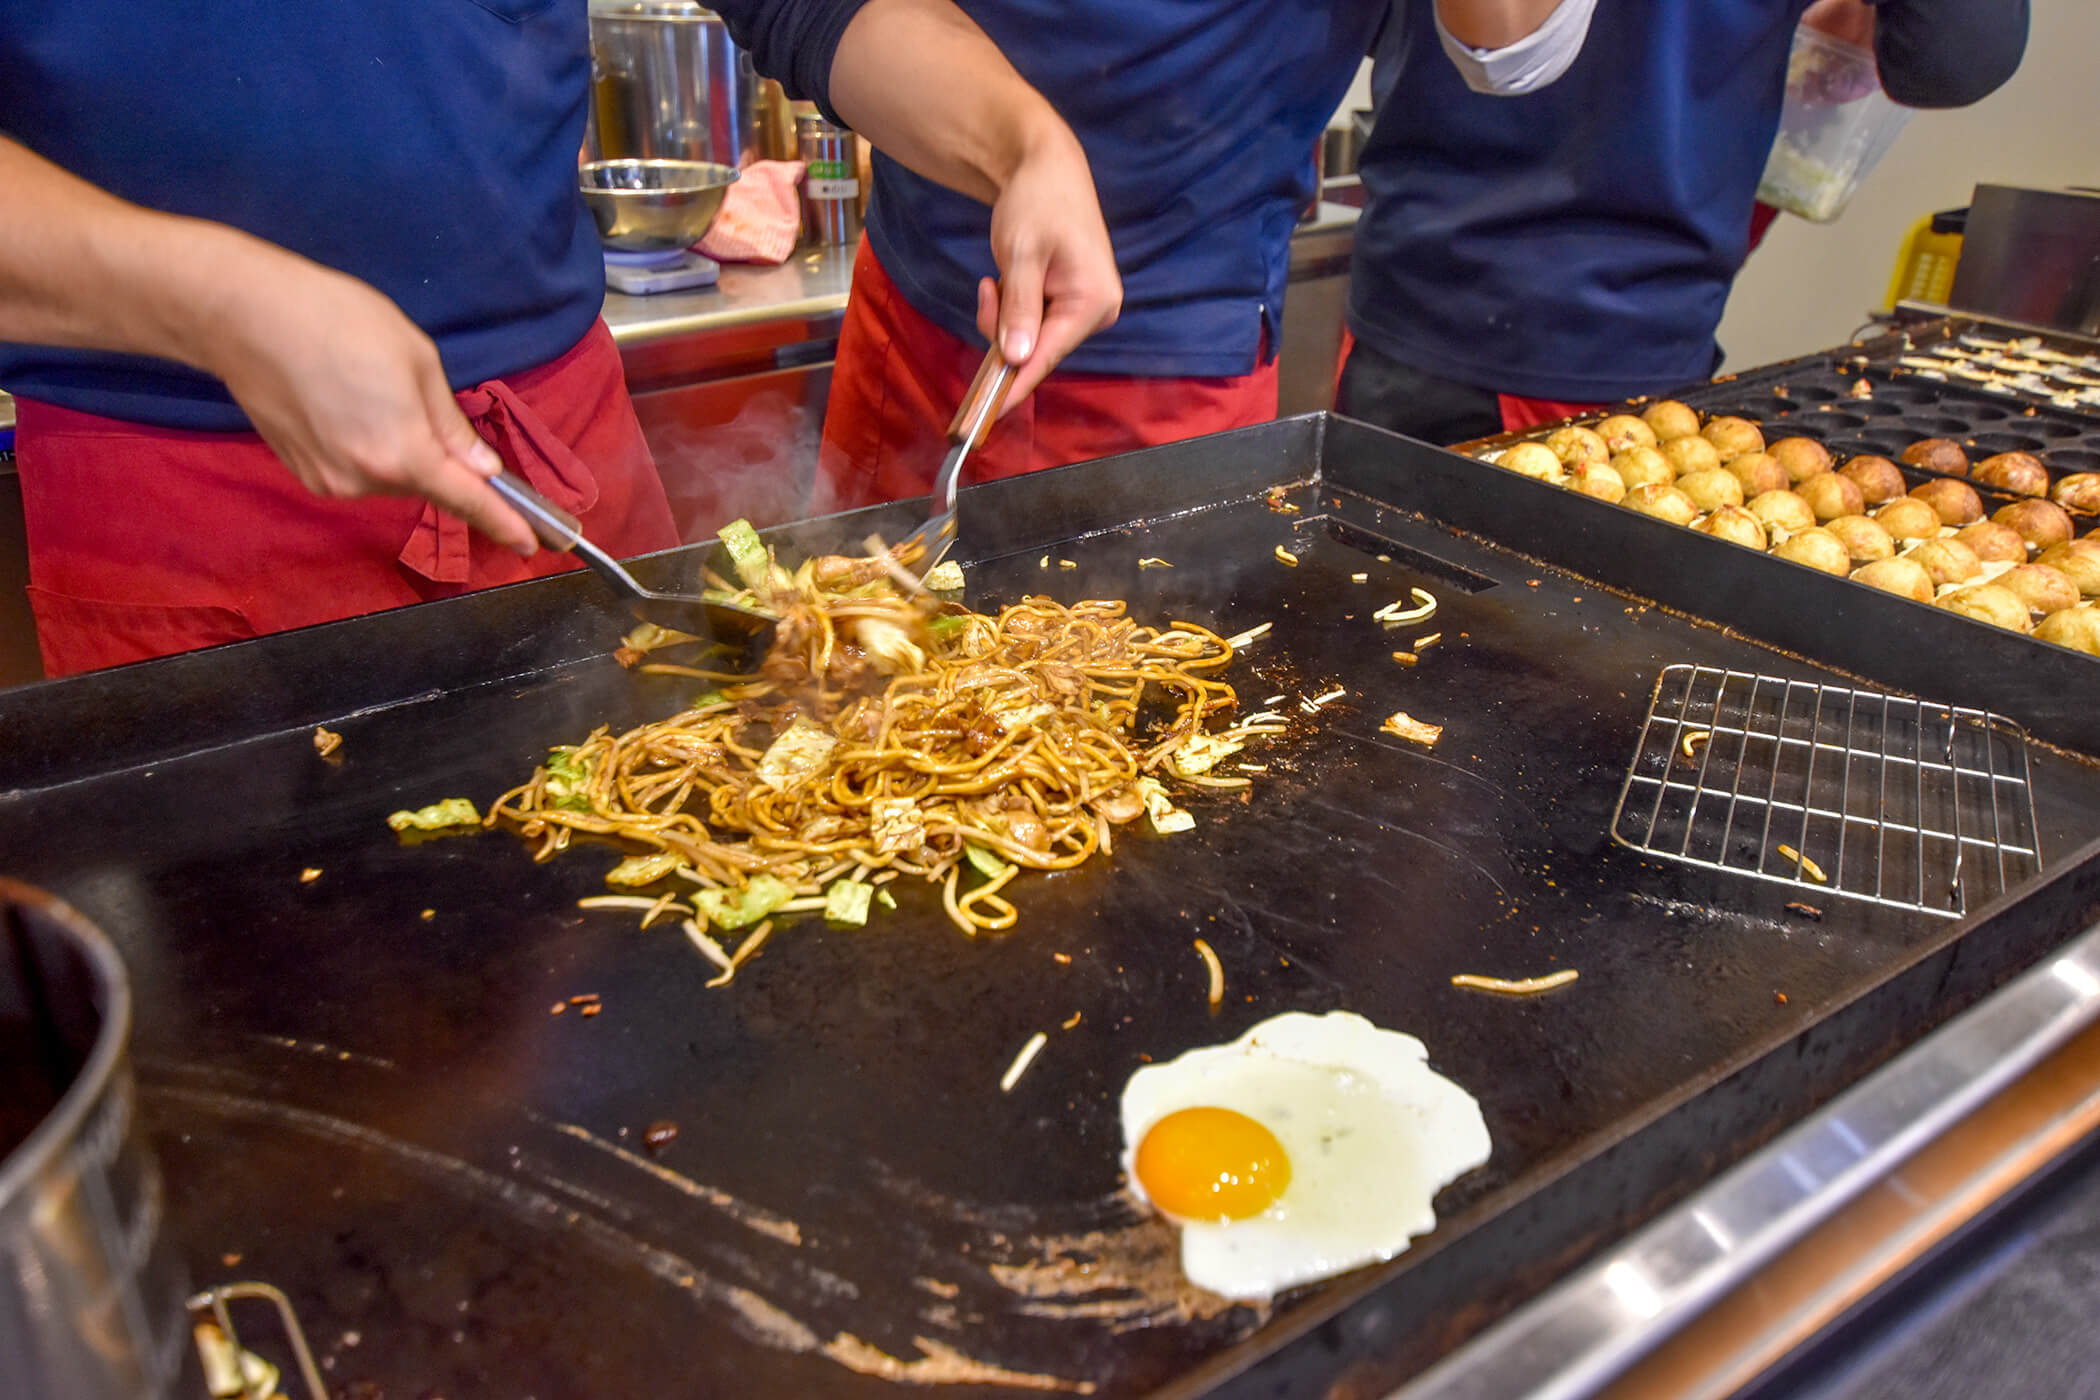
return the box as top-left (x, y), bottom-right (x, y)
top-left (489, 471), bottom-right (776, 646)
top-left (889, 344), bottom-right (1016, 580)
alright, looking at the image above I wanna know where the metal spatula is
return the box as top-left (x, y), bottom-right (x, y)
top-left (890, 344), bottom-right (1015, 579)
top-left (489, 472), bottom-right (776, 646)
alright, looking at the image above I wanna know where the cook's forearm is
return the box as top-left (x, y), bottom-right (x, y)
top-left (0, 136), bottom-right (262, 372)
top-left (1873, 0), bottom-right (2031, 109)
top-left (1435, 0), bottom-right (1566, 49)
top-left (826, 0), bottom-right (1082, 208)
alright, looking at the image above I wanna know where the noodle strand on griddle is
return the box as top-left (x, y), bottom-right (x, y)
top-left (490, 543), bottom-right (1260, 938)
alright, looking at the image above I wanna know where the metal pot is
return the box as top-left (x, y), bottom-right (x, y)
top-left (586, 0), bottom-right (759, 169)
top-left (0, 880), bottom-right (188, 1398)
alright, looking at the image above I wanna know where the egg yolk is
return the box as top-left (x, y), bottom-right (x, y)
top-left (1134, 1107), bottom-right (1291, 1222)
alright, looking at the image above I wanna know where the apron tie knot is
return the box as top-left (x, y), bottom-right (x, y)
top-left (398, 377), bottom-right (603, 584)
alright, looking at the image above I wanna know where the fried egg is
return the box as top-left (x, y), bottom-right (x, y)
top-left (1119, 1010), bottom-right (1489, 1300)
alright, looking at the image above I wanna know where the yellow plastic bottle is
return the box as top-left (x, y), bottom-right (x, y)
top-left (1884, 213), bottom-right (1964, 310)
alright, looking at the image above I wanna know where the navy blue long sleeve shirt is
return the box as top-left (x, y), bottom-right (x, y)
top-left (1346, 0), bottom-right (2030, 403)
top-left (866, 0), bottom-right (1388, 378)
top-left (0, 0), bottom-right (865, 431)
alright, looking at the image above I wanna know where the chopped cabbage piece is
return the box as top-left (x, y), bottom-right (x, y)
top-left (717, 518), bottom-right (771, 592)
top-left (824, 878), bottom-right (875, 926)
top-left (924, 560), bottom-right (965, 591)
top-left (386, 798), bottom-right (481, 833)
top-left (1136, 779), bottom-right (1195, 835)
top-left (1166, 732), bottom-right (1243, 778)
top-left (757, 716), bottom-right (837, 791)
top-left (544, 750), bottom-right (593, 811)
top-left (620, 621), bottom-right (696, 654)
top-left (871, 797), bottom-right (925, 853)
top-left (964, 844), bottom-right (1012, 880)
top-left (693, 874), bottom-right (794, 930)
top-left (853, 615), bottom-right (926, 674)
top-left (606, 852), bottom-right (681, 887)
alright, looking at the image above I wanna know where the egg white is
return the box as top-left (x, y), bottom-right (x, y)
top-left (1119, 1010), bottom-right (1490, 1300)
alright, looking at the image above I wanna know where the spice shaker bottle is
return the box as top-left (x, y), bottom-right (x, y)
top-left (797, 112), bottom-right (863, 246)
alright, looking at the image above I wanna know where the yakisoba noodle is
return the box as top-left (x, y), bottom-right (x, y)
top-left (490, 534), bottom-right (1284, 944)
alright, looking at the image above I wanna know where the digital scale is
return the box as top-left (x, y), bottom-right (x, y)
top-left (603, 246), bottom-right (721, 296)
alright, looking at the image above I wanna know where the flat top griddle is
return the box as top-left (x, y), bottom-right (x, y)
top-left (4, 417), bottom-right (2099, 1398)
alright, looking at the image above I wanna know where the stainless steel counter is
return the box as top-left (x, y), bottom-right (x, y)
top-left (602, 243), bottom-right (858, 349)
top-left (599, 202), bottom-right (1361, 349)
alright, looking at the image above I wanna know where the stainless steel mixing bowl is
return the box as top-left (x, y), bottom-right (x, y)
top-left (578, 158), bottom-right (740, 253)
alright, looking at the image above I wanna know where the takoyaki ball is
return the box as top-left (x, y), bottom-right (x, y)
top-left (2037, 539), bottom-right (2100, 597)
top-left (1936, 584), bottom-right (2033, 633)
top-left (1825, 515), bottom-right (1895, 564)
top-left (1800, 472), bottom-right (1866, 522)
top-left (1544, 425), bottom-right (1610, 467)
top-left (1771, 527), bottom-right (1850, 575)
top-left (1954, 521), bottom-right (2028, 564)
top-left (1974, 452), bottom-right (2049, 497)
top-left (1838, 454), bottom-right (1905, 503)
top-left (1696, 505), bottom-right (1768, 550)
top-left (1611, 446), bottom-right (1675, 490)
top-left (1748, 489), bottom-right (1817, 534)
top-left (1626, 482), bottom-right (1700, 526)
top-left (1768, 437), bottom-right (1833, 483)
top-left (1727, 452), bottom-right (1789, 498)
top-left (1677, 468), bottom-right (1745, 513)
top-left (1908, 478), bottom-right (1985, 527)
top-left (1595, 414), bottom-right (1658, 454)
top-left (1900, 437), bottom-right (1969, 477)
top-left (1641, 400), bottom-right (1701, 441)
top-left (1702, 416), bottom-right (1766, 460)
top-left (1567, 461), bottom-right (1626, 503)
top-left (1998, 564), bottom-right (2079, 616)
top-left (1909, 537), bottom-right (1983, 587)
top-left (2051, 473), bottom-right (2100, 513)
top-left (1851, 557), bottom-right (1933, 602)
top-left (1872, 497), bottom-right (1942, 541)
top-left (1994, 498), bottom-right (2075, 551)
top-left (2036, 606), bottom-right (2100, 655)
top-left (1661, 434), bottom-right (1722, 477)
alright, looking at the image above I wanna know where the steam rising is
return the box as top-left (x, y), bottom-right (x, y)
top-left (647, 389), bottom-right (855, 543)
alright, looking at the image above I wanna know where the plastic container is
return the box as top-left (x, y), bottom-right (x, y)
top-left (1755, 26), bottom-right (1913, 223)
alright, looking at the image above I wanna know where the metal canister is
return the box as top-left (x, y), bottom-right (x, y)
top-left (0, 881), bottom-right (189, 1398)
top-left (797, 112), bottom-right (863, 246)
top-left (586, 1), bottom-right (759, 168)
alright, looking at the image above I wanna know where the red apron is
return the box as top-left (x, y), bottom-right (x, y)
top-left (1492, 201), bottom-right (1780, 429)
top-left (1330, 327), bottom-right (1603, 436)
top-left (816, 242), bottom-right (1281, 511)
top-left (17, 319), bottom-right (677, 677)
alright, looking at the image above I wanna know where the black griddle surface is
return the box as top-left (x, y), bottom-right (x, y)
top-left (5, 419), bottom-right (2100, 1398)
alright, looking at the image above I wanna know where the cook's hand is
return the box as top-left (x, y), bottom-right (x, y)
top-left (200, 247), bottom-right (539, 555)
top-left (1797, 0), bottom-right (1880, 104)
top-left (974, 129), bottom-right (1121, 409)
top-left (1802, 0), bottom-right (1874, 48)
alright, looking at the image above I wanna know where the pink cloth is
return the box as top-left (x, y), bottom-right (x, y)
top-left (698, 160), bottom-right (806, 264)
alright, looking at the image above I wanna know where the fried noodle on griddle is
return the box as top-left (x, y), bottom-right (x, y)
top-left (490, 533), bottom-right (1282, 939)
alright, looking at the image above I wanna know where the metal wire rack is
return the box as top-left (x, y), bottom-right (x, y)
top-left (1611, 666), bottom-right (2041, 917)
top-left (190, 1282), bottom-right (327, 1400)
